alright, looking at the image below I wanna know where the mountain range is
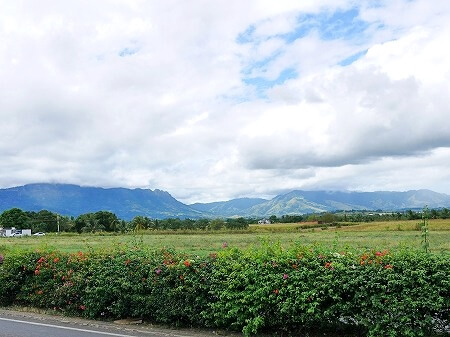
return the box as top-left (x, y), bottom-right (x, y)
top-left (1, 183), bottom-right (450, 220)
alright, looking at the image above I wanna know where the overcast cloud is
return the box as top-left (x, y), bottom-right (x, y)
top-left (1, 0), bottom-right (450, 203)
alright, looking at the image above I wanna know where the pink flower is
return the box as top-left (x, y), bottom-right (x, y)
top-left (155, 269), bottom-right (161, 275)
top-left (222, 242), bottom-right (228, 249)
top-left (283, 273), bottom-right (288, 280)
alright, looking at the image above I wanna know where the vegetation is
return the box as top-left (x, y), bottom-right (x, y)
top-left (2, 206), bottom-right (450, 234)
top-left (1, 208), bottom-right (449, 336)
top-left (1, 217), bottom-right (450, 255)
top-left (0, 208), bottom-right (252, 233)
top-left (0, 243), bottom-right (448, 336)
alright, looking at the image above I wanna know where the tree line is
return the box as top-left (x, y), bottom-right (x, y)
top-left (0, 208), bottom-right (251, 233)
top-left (1, 207), bottom-right (449, 233)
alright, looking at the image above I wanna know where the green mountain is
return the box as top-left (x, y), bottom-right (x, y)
top-left (0, 183), bottom-right (202, 220)
top-left (192, 190), bottom-right (450, 217)
top-left (1, 184), bottom-right (449, 219)
top-left (190, 198), bottom-right (267, 217)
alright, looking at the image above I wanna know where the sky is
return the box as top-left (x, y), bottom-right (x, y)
top-left (1, 0), bottom-right (450, 203)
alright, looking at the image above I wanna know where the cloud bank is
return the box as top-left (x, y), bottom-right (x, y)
top-left (1, 0), bottom-right (450, 202)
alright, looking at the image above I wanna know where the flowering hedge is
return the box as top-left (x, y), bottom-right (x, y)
top-left (0, 245), bottom-right (448, 337)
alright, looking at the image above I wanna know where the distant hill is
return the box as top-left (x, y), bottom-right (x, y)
top-left (191, 189), bottom-right (450, 217)
top-left (190, 198), bottom-right (267, 217)
top-left (0, 184), bottom-right (449, 219)
top-left (0, 183), bottom-right (202, 220)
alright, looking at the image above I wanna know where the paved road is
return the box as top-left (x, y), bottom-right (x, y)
top-left (0, 310), bottom-right (231, 337)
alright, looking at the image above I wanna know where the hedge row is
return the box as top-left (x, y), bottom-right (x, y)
top-left (0, 244), bottom-right (448, 336)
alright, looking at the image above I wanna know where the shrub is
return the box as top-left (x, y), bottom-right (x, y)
top-left (0, 244), bottom-right (448, 336)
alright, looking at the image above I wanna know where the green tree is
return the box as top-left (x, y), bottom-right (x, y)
top-left (269, 215), bottom-right (278, 223)
top-left (94, 211), bottom-right (119, 232)
top-left (195, 218), bottom-right (209, 230)
top-left (0, 208), bottom-right (29, 229)
top-left (75, 213), bottom-right (104, 233)
top-left (430, 209), bottom-right (438, 219)
top-left (321, 212), bottom-right (337, 224)
top-left (225, 217), bottom-right (248, 229)
top-left (209, 218), bottom-right (225, 230)
top-left (131, 216), bottom-right (152, 232)
top-left (31, 210), bottom-right (58, 232)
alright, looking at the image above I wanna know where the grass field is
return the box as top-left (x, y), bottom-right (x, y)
top-left (1, 219), bottom-right (449, 256)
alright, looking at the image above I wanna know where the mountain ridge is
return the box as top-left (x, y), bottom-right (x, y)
top-left (1, 184), bottom-right (449, 219)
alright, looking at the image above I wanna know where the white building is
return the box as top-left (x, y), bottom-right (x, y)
top-left (0, 227), bottom-right (32, 237)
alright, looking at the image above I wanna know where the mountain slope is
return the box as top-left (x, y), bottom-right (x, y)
top-left (1, 184), bottom-right (449, 219)
top-left (190, 198), bottom-right (267, 217)
top-left (197, 190), bottom-right (450, 217)
top-left (0, 183), bottom-right (202, 220)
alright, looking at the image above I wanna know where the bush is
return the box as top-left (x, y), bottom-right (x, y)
top-left (0, 244), bottom-right (448, 336)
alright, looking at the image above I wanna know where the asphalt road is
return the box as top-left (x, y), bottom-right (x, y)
top-left (0, 310), bottom-right (232, 337)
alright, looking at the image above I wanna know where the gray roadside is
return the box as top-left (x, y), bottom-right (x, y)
top-left (0, 308), bottom-right (242, 337)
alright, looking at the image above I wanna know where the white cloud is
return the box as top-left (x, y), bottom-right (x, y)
top-left (0, 0), bottom-right (449, 203)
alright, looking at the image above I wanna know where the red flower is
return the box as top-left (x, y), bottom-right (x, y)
top-left (80, 305), bottom-right (86, 310)
top-left (37, 257), bottom-right (45, 263)
top-left (184, 260), bottom-right (191, 267)
top-left (53, 258), bottom-right (60, 263)
top-left (324, 262), bottom-right (332, 269)
top-left (273, 289), bottom-right (279, 295)
top-left (384, 264), bottom-right (393, 269)
top-left (34, 269), bottom-right (40, 275)
top-left (37, 290), bottom-right (43, 295)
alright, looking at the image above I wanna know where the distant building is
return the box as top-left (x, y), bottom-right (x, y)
top-left (258, 219), bottom-right (271, 224)
top-left (0, 227), bottom-right (31, 237)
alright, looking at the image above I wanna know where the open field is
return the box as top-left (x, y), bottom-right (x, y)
top-left (1, 219), bottom-right (449, 255)
top-left (250, 218), bottom-right (450, 231)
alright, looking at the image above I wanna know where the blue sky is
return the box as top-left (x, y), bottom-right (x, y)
top-left (1, 0), bottom-right (450, 202)
top-left (240, 7), bottom-right (372, 94)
